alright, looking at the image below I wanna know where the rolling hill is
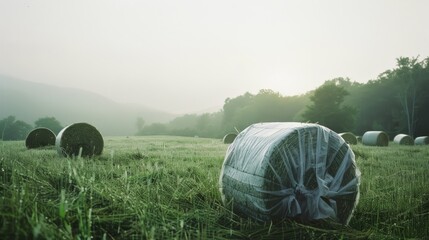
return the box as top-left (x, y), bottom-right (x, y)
top-left (0, 75), bottom-right (177, 136)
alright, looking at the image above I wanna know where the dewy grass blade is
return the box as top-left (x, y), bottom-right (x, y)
top-left (0, 136), bottom-right (428, 239)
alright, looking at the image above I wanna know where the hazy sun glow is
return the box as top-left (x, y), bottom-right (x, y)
top-left (1, 0), bottom-right (428, 114)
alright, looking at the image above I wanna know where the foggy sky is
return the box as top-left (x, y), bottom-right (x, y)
top-left (1, 0), bottom-right (428, 114)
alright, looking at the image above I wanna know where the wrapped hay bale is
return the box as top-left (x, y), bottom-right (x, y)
top-left (393, 134), bottom-right (414, 145)
top-left (219, 122), bottom-right (361, 225)
top-left (25, 127), bottom-right (56, 149)
top-left (415, 136), bottom-right (429, 145)
top-left (223, 133), bottom-right (237, 144)
top-left (339, 132), bottom-right (358, 145)
top-left (56, 122), bottom-right (104, 157)
top-left (362, 131), bottom-right (389, 147)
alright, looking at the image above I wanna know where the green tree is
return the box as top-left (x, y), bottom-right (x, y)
top-left (414, 57), bottom-right (429, 136)
top-left (389, 57), bottom-right (422, 137)
top-left (195, 112), bottom-right (223, 138)
top-left (222, 89), bottom-right (308, 133)
top-left (233, 89), bottom-right (289, 129)
top-left (0, 116), bottom-right (32, 140)
top-left (34, 117), bottom-right (63, 134)
top-left (1, 116), bottom-right (15, 140)
top-left (302, 83), bottom-right (355, 132)
top-left (222, 92), bottom-right (254, 132)
top-left (354, 56), bottom-right (429, 137)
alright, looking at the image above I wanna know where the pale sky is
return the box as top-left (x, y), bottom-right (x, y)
top-left (1, 1), bottom-right (428, 114)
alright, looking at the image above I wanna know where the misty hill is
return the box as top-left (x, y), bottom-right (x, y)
top-left (0, 75), bottom-right (177, 136)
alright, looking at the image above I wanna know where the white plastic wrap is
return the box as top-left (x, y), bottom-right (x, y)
top-left (219, 122), bottom-right (360, 224)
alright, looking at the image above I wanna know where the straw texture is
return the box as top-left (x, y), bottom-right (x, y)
top-left (356, 136), bottom-right (362, 143)
top-left (223, 133), bottom-right (237, 144)
top-left (393, 134), bottom-right (414, 145)
top-left (339, 132), bottom-right (358, 145)
top-left (362, 131), bottom-right (389, 146)
top-left (219, 122), bottom-right (360, 225)
top-left (25, 127), bottom-right (56, 149)
top-left (56, 122), bottom-right (104, 157)
top-left (414, 136), bottom-right (429, 145)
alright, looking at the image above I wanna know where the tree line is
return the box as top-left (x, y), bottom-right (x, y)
top-left (136, 56), bottom-right (429, 139)
top-left (0, 116), bottom-right (63, 141)
top-left (3, 56), bottom-right (427, 140)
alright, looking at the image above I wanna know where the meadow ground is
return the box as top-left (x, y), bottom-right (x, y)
top-left (1, 136), bottom-right (428, 239)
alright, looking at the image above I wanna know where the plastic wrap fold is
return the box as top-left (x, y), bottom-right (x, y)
top-left (219, 122), bottom-right (360, 224)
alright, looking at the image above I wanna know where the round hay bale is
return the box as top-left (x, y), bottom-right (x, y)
top-left (414, 136), bottom-right (429, 145)
top-left (56, 122), bottom-right (104, 157)
top-left (25, 127), bottom-right (56, 149)
top-left (339, 132), bottom-right (357, 145)
top-left (393, 134), bottom-right (414, 145)
top-left (219, 122), bottom-right (361, 225)
top-left (356, 136), bottom-right (362, 143)
top-left (362, 131), bottom-right (389, 147)
top-left (223, 133), bottom-right (237, 144)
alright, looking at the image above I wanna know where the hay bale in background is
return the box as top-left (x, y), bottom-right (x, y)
top-left (356, 136), bottom-right (362, 143)
top-left (25, 127), bottom-right (56, 149)
top-left (362, 131), bottom-right (389, 146)
top-left (223, 133), bottom-right (237, 144)
top-left (219, 122), bottom-right (360, 225)
top-left (339, 132), bottom-right (358, 145)
top-left (393, 134), bottom-right (414, 145)
top-left (56, 122), bottom-right (104, 157)
top-left (415, 136), bottom-right (429, 145)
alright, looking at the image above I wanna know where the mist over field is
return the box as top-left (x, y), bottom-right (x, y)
top-left (0, 75), bottom-right (177, 136)
top-left (1, 3), bottom-right (429, 239)
top-left (2, 55), bottom-right (429, 140)
top-left (1, 1), bottom-right (428, 114)
top-left (1, 1), bottom-right (428, 138)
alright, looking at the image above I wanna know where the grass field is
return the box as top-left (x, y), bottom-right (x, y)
top-left (1, 136), bottom-right (428, 239)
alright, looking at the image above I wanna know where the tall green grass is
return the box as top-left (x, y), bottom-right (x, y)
top-left (1, 136), bottom-right (428, 239)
